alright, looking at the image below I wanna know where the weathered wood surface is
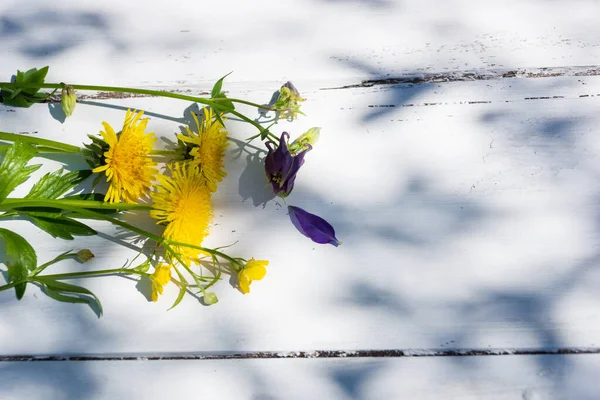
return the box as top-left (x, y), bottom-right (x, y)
top-left (2, 0), bottom-right (600, 398)
top-left (3, 355), bottom-right (600, 400)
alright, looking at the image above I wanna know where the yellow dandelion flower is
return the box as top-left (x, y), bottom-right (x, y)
top-left (177, 107), bottom-right (229, 192)
top-left (150, 162), bottom-right (213, 264)
top-left (150, 264), bottom-right (172, 302)
top-left (92, 109), bottom-right (158, 203)
top-left (238, 258), bottom-right (269, 294)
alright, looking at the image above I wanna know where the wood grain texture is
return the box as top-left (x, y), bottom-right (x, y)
top-left (2, 77), bottom-right (600, 355)
top-left (1, 0), bottom-right (599, 86)
top-left (2, 354), bottom-right (600, 399)
top-left (2, 0), bottom-right (600, 397)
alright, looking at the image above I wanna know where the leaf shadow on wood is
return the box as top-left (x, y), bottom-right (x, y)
top-left (0, 362), bottom-right (100, 399)
top-left (331, 58), bottom-right (433, 123)
top-left (0, 10), bottom-right (122, 58)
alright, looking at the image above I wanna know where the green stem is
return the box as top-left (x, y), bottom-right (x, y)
top-left (228, 110), bottom-right (278, 142)
top-left (40, 268), bottom-right (146, 280)
top-left (223, 97), bottom-right (277, 112)
top-left (0, 131), bottom-right (82, 153)
top-left (0, 281), bottom-right (17, 292)
top-left (150, 149), bottom-right (179, 156)
top-left (0, 268), bottom-right (146, 292)
top-left (1, 199), bottom-right (239, 267)
top-left (31, 251), bottom-right (74, 276)
top-left (0, 198), bottom-right (152, 212)
top-left (0, 82), bottom-right (282, 112)
top-left (0, 144), bottom-right (75, 154)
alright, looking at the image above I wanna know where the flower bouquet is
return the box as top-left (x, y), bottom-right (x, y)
top-left (0, 67), bottom-right (340, 315)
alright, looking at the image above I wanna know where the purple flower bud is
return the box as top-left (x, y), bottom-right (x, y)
top-left (265, 132), bottom-right (310, 197)
top-left (283, 81), bottom-right (302, 98)
top-left (288, 205), bottom-right (341, 246)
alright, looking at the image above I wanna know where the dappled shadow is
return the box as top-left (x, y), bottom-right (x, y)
top-left (237, 151), bottom-right (275, 207)
top-left (2, 8), bottom-right (600, 396)
top-left (0, 10), bottom-right (123, 58)
top-left (330, 361), bottom-right (385, 399)
top-left (332, 58), bottom-right (433, 122)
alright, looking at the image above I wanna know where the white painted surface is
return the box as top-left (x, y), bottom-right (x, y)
top-left (2, 0), bottom-right (600, 398)
top-left (0, 0), bottom-right (600, 86)
top-left (2, 355), bottom-right (600, 400)
top-left (2, 78), bottom-right (600, 354)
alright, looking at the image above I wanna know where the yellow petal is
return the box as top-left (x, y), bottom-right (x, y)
top-left (92, 164), bottom-right (109, 173)
top-left (238, 271), bottom-right (251, 294)
top-left (245, 264), bottom-right (266, 281)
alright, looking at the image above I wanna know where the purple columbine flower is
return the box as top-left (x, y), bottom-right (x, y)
top-left (288, 205), bottom-right (341, 246)
top-left (265, 132), bottom-right (310, 197)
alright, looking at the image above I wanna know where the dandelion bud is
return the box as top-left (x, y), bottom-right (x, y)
top-left (204, 292), bottom-right (219, 305)
top-left (289, 127), bottom-right (320, 155)
top-left (61, 85), bottom-right (76, 117)
top-left (76, 249), bottom-right (95, 262)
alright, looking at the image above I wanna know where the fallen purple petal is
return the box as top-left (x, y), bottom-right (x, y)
top-left (288, 205), bottom-right (341, 247)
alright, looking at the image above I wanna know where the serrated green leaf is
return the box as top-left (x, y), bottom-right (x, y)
top-left (26, 215), bottom-right (97, 240)
top-left (37, 278), bottom-right (103, 317)
top-left (0, 141), bottom-right (40, 203)
top-left (0, 228), bottom-right (36, 300)
top-left (25, 169), bottom-right (92, 200)
top-left (211, 71), bottom-right (232, 99)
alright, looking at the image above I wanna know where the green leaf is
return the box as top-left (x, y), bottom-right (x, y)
top-left (16, 66), bottom-right (49, 96)
top-left (211, 71), bottom-right (232, 99)
top-left (0, 141), bottom-right (41, 203)
top-left (168, 267), bottom-right (188, 310)
top-left (260, 128), bottom-right (271, 141)
top-left (0, 228), bottom-right (37, 300)
top-left (0, 228), bottom-right (37, 271)
top-left (1, 87), bottom-right (21, 100)
top-left (211, 93), bottom-right (235, 113)
top-left (1, 66), bottom-right (50, 107)
top-left (25, 169), bottom-right (92, 200)
top-left (25, 215), bottom-right (97, 240)
top-left (0, 93), bottom-right (33, 107)
top-left (62, 193), bottom-right (105, 202)
top-left (36, 278), bottom-right (103, 317)
top-left (168, 285), bottom-right (187, 311)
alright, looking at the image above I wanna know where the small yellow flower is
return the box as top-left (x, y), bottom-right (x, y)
top-left (238, 258), bottom-right (269, 294)
top-left (92, 109), bottom-right (158, 203)
top-left (150, 162), bottom-right (213, 264)
top-left (150, 264), bottom-right (172, 302)
top-left (177, 107), bottom-right (229, 192)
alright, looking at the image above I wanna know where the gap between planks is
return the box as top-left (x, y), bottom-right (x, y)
top-left (323, 65), bottom-right (600, 89)
top-left (31, 65), bottom-right (600, 101)
top-left (2, 347), bottom-right (600, 362)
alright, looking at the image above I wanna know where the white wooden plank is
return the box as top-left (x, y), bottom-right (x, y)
top-left (2, 76), bottom-right (600, 354)
top-left (2, 354), bottom-right (600, 399)
top-left (0, 0), bottom-right (599, 86)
